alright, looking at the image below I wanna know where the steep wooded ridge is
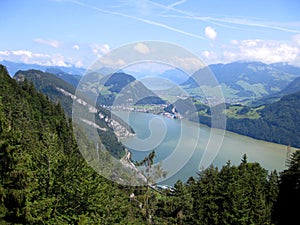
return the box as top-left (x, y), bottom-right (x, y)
top-left (1, 64), bottom-right (299, 224)
top-left (14, 69), bottom-right (134, 158)
top-left (220, 91), bottom-right (300, 147)
top-left (170, 91), bottom-right (300, 148)
top-left (0, 65), bottom-right (135, 224)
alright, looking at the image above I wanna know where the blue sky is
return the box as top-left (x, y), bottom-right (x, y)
top-left (1, 0), bottom-right (300, 69)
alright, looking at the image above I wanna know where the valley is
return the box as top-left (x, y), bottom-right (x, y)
top-left (1, 59), bottom-right (300, 224)
top-left (1, 1), bottom-right (300, 223)
top-left (8, 59), bottom-right (300, 150)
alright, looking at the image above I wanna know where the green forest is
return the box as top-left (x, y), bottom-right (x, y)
top-left (1, 64), bottom-right (299, 224)
top-left (186, 94), bottom-right (300, 148)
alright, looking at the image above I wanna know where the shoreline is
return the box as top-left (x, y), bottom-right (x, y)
top-left (120, 148), bottom-right (147, 183)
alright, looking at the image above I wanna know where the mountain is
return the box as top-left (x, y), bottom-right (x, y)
top-left (159, 68), bottom-right (190, 84)
top-left (14, 69), bottom-right (76, 115)
top-left (45, 68), bottom-right (81, 87)
top-left (165, 82), bottom-right (300, 147)
top-left (96, 72), bottom-right (166, 106)
top-left (14, 69), bottom-right (134, 158)
top-left (278, 76), bottom-right (300, 96)
top-left (250, 76), bottom-right (300, 106)
top-left (0, 60), bottom-right (86, 77)
top-left (270, 62), bottom-right (300, 76)
top-left (0, 64), bottom-right (143, 224)
top-left (192, 90), bottom-right (300, 148)
top-left (0, 64), bottom-right (297, 224)
top-left (182, 61), bottom-right (300, 101)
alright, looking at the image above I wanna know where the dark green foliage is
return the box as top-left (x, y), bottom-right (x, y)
top-left (134, 151), bottom-right (167, 224)
top-left (0, 65), bottom-right (133, 224)
top-left (188, 159), bottom-right (279, 225)
top-left (14, 69), bottom-right (128, 158)
top-left (0, 64), bottom-right (297, 224)
top-left (198, 91), bottom-right (300, 147)
top-left (236, 106), bottom-right (250, 115)
top-left (14, 69), bottom-right (76, 116)
top-left (274, 150), bottom-right (300, 225)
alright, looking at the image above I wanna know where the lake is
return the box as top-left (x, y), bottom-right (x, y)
top-left (113, 111), bottom-right (294, 185)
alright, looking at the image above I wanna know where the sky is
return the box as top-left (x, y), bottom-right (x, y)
top-left (1, 0), bottom-right (300, 70)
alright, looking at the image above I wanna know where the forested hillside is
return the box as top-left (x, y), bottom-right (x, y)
top-left (225, 91), bottom-right (300, 147)
top-left (181, 90), bottom-right (300, 148)
top-left (14, 69), bottom-right (76, 115)
top-left (14, 69), bottom-right (134, 159)
top-left (1, 64), bottom-right (299, 224)
top-left (0, 65), bottom-right (138, 224)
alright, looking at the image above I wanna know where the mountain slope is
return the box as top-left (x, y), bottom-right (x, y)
top-left (45, 67), bottom-right (81, 87)
top-left (182, 61), bottom-right (299, 101)
top-left (14, 69), bottom-right (76, 115)
top-left (194, 91), bottom-right (300, 147)
top-left (96, 72), bottom-right (166, 106)
top-left (278, 76), bottom-right (300, 96)
top-left (14, 69), bottom-right (134, 158)
top-left (270, 62), bottom-right (300, 76)
top-left (0, 64), bottom-right (140, 224)
top-left (250, 76), bottom-right (300, 106)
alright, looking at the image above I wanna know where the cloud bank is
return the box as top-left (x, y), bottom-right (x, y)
top-left (202, 36), bottom-right (300, 66)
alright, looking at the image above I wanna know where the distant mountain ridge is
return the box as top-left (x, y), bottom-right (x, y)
top-left (182, 61), bottom-right (300, 101)
top-left (278, 76), bottom-right (300, 96)
top-left (45, 68), bottom-right (81, 87)
top-left (250, 76), bottom-right (300, 106)
top-left (1, 60), bottom-right (86, 77)
top-left (85, 72), bottom-right (166, 106)
top-left (4, 60), bottom-right (300, 104)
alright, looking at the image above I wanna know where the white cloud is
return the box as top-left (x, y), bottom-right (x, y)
top-left (74, 60), bottom-right (84, 68)
top-left (171, 56), bottom-right (205, 73)
top-left (11, 50), bottom-right (33, 57)
top-left (0, 49), bottom-right (70, 67)
top-left (201, 50), bottom-right (220, 65)
top-left (205, 26), bottom-right (217, 40)
top-left (222, 39), bottom-right (300, 65)
top-left (202, 50), bottom-right (211, 58)
top-left (34, 38), bottom-right (61, 48)
top-left (230, 39), bottom-right (239, 45)
top-left (0, 50), bottom-right (10, 56)
top-left (72, 44), bottom-right (80, 50)
top-left (133, 43), bottom-right (150, 54)
top-left (91, 44), bottom-right (110, 57)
